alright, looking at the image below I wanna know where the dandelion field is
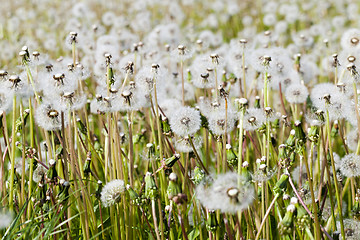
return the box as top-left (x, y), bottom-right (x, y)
top-left (2, 0), bottom-right (360, 239)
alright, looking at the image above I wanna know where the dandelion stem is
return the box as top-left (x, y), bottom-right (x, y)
top-left (9, 95), bottom-right (17, 211)
top-left (302, 149), bottom-right (321, 240)
top-left (325, 108), bottom-right (345, 240)
top-left (181, 59), bottom-right (185, 106)
top-left (152, 199), bottom-right (161, 240)
top-left (254, 193), bottom-right (279, 240)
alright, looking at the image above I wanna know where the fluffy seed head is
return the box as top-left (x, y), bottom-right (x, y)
top-left (196, 172), bottom-right (254, 213)
top-left (285, 83), bottom-right (309, 103)
top-left (169, 106), bottom-right (201, 137)
top-left (101, 179), bottom-right (125, 207)
top-left (339, 153), bottom-right (360, 177)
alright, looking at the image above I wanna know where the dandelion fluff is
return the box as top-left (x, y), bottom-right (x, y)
top-left (339, 154), bottom-right (360, 177)
top-left (101, 179), bottom-right (125, 207)
top-left (196, 172), bottom-right (254, 213)
top-left (285, 83), bottom-right (309, 103)
top-left (169, 106), bottom-right (201, 137)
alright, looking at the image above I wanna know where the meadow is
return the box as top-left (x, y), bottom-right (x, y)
top-left (1, 0), bottom-right (360, 239)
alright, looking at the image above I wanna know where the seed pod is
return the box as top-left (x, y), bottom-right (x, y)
top-left (95, 180), bottom-right (103, 200)
top-left (192, 167), bottom-right (205, 185)
top-left (161, 116), bottom-right (172, 136)
top-left (15, 109), bottom-right (30, 133)
top-left (46, 159), bottom-right (57, 183)
top-left (226, 144), bottom-right (238, 168)
top-left (167, 173), bottom-right (181, 200)
top-left (254, 96), bottom-right (261, 109)
top-left (279, 144), bottom-right (293, 169)
top-left (308, 125), bottom-right (320, 142)
top-left (83, 152), bottom-right (92, 176)
top-left (145, 172), bottom-right (158, 200)
top-left (206, 210), bottom-right (218, 232)
top-left (273, 174), bottom-right (289, 196)
top-left (57, 181), bottom-right (70, 203)
top-left (76, 118), bottom-right (87, 135)
top-left (133, 129), bottom-right (146, 144)
top-left (294, 121), bottom-right (306, 143)
top-left (107, 66), bottom-right (115, 87)
top-left (285, 129), bottom-right (296, 149)
top-left (278, 204), bottom-right (296, 236)
top-left (126, 184), bottom-right (141, 206)
top-left (331, 121), bottom-right (339, 137)
top-left (241, 161), bottom-right (252, 183)
top-left (165, 153), bottom-right (180, 168)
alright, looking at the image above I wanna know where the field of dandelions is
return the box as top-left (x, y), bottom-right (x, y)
top-left (4, 0), bottom-right (360, 239)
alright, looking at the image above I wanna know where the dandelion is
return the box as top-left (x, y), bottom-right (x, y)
top-left (33, 164), bottom-right (47, 183)
top-left (242, 108), bottom-right (266, 131)
top-left (100, 179), bottom-right (125, 207)
top-left (0, 211), bottom-right (13, 229)
top-left (158, 98), bottom-right (182, 118)
top-left (169, 106), bottom-right (201, 137)
top-left (174, 136), bottom-right (202, 153)
top-left (339, 153), bottom-right (360, 177)
top-left (111, 87), bottom-right (149, 112)
top-left (341, 28), bottom-right (360, 50)
top-left (90, 94), bottom-right (112, 114)
top-left (252, 164), bottom-right (276, 182)
top-left (197, 97), bottom-right (228, 118)
top-left (4, 74), bottom-right (33, 99)
top-left (196, 172), bottom-right (254, 213)
top-left (208, 113), bottom-right (234, 137)
top-left (310, 83), bottom-right (351, 121)
top-left (170, 44), bottom-right (193, 61)
top-left (59, 91), bottom-right (87, 110)
top-left (285, 83), bottom-right (309, 103)
top-left (346, 128), bottom-right (359, 152)
top-left (8, 157), bottom-right (29, 175)
top-left (336, 219), bottom-right (360, 240)
top-left (35, 101), bottom-right (68, 131)
top-left (0, 88), bottom-right (13, 113)
top-left (321, 198), bottom-right (347, 221)
top-left (305, 111), bottom-right (325, 126)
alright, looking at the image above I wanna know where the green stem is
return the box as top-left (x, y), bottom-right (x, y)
top-left (9, 95), bottom-right (17, 211)
top-left (302, 148), bottom-right (321, 240)
top-left (325, 108), bottom-right (345, 240)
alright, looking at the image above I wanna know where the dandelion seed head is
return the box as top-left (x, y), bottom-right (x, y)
top-left (242, 108), bottom-right (266, 131)
top-left (337, 219), bottom-right (360, 240)
top-left (208, 110), bottom-right (236, 136)
top-left (196, 172), bottom-right (254, 213)
top-left (101, 179), bottom-right (125, 207)
top-left (339, 153), bottom-right (360, 177)
top-left (0, 211), bottom-right (13, 229)
top-left (346, 129), bottom-right (359, 152)
top-left (169, 106), bottom-right (201, 137)
top-left (33, 164), bottom-right (47, 183)
top-left (35, 101), bottom-right (68, 131)
top-left (341, 28), bottom-right (360, 50)
top-left (285, 83), bottom-right (309, 104)
top-left (174, 136), bottom-right (202, 153)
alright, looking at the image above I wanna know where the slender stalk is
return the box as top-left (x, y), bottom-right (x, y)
top-left (325, 108), bottom-right (345, 240)
top-left (128, 111), bottom-right (135, 186)
top-left (254, 193), bottom-right (279, 240)
top-left (238, 107), bottom-right (244, 173)
top-left (180, 59), bottom-right (185, 105)
top-left (9, 95), bottom-right (17, 211)
top-left (152, 199), bottom-right (161, 240)
top-left (302, 150), bottom-right (321, 240)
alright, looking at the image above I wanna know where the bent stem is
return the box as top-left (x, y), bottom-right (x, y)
top-left (254, 193), bottom-right (279, 240)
